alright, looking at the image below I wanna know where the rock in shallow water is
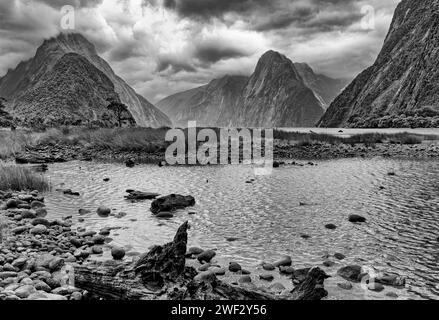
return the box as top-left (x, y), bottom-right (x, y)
top-left (348, 214), bottom-right (366, 223)
top-left (150, 194), bottom-right (195, 214)
top-left (228, 262), bottom-right (242, 272)
top-left (337, 265), bottom-right (363, 282)
top-left (96, 206), bottom-right (111, 217)
top-left (111, 247), bottom-right (125, 260)
top-left (197, 250), bottom-right (216, 263)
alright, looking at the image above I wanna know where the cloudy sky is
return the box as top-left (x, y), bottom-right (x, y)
top-left (0, 0), bottom-right (399, 102)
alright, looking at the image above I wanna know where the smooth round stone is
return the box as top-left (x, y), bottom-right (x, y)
top-left (35, 208), bottom-right (48, 217)
top-left (386, 292), bottom-right (398, 298)
top-left (273, 256), bottom-right (292, 268)
top-left (334, 253), bottom-right (346, 260)
top-left (14, 285), bottom-right (36, 298)
top-left (30, 225), bottom-right (47, 235)
top-left (241, 269), bottom-right (251, 275)
top-left (187, 247), bottom-right (204, 256)
top-left (91, 246), bottom-right (103, 254)
top-left (262, 263), bottom-right (275, 271)
top-left (6, 199), bottom-right (18, 209)
top-left (111, 247), bottom-right (125, 260)
top-left (197, 250), bottom-right (216, 263)
top-left (156, 212), bottom-right (174, 218)
top-left (92, 235), bottom-right (106, 245)
top-left (238, 275), bottom-right (252, 283)
top-left (259, 274), bottom-right (274, 282)
top-left (96, 206), bottom-right (111, 217)
top-left (228, 262), bottom-right (242, 272)
top-left (212, 267), bottom-right (226, 276)
top-left (325, 224), bottom-right (337, 230)
top-left (70, 291), bottom-right (82, 300)
top-left (348, 214), bottom-right (366, 223)
top-left (30, 201), bottom-right (45, 209)
top-left (194, 271), bottom-right (215, 283)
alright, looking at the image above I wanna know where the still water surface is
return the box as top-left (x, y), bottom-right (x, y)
top-left (41, 158), bottom-right (439, 300)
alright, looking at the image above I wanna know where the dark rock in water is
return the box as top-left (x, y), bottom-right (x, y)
top-left (259, 274), bottom-right (274, 281)
top-left (348, 214), bottom-right (366, 223)
top-left (262, 263), bottom-right (275, 271)
top-left (300, 234), bottom-right (311, 239)
top-left (134, 221), bottom-right (189, 282)
top-left (273, 161), bottom-right (280, 168)
top-left (273, 256), bottom-right (292, 268)
top-left (229, 262), bottom-right (242, 272)
top-left (323, 260), bottom-right (335, 267)
top-left (125, 159), bottom-right (135, 168)
top-left (334, 253), bottom-right (346, 260)
top-left (96, 206), bottom-right (111, 217)
top-left (186, 247), bottom-right (204, 256)
top-left (78, 208), bottom-right (91, 215)
top-left (150, 194), bottom-right (195, 214)
top-left (115, 212), bottom-right (127, 219)
top-left (239, 275), bottom-right (252, 283)
top-left (103, 178), bottom-right (110, 182)
top-left (337, 265), bottom-right (363, 283)
top-left (291, 267), bottom-right (330, 300)
top-left (325, 224), bottom-right (337, 230)
top-left (188, 212), bottom-right (196, 215)
top-left (111, 247), bottom-right (126, 260)
top-left (156, 212), bottom-right (174, 218)
top-left (62, 189), bottom-right (80, 196)
top-left (197, 250), bottom-right (216, 263)
top-left (226, 237), bottom-right (239, 242)
top-left (125, 190), bottom-right (160, 201)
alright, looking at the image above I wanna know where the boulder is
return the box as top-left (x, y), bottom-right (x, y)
top-left (197, 250), bottom-right (216, 263)
top-left (348, 214), bottom-right (366, 223)
top-left (150, 194), bottom-right (195, 214)
top-left (228, 262), bottom-right (242, 272)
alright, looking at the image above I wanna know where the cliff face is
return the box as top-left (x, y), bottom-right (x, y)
top-left (0, 33), bottom-right (171, 127)
top-left (320, 0), bottom-right (439, 128)
top-left (158, 51), bottom-right (325, 128)
top-left (156, 75), bottom-right (248, 127)
top-left (234, 51), bottom-right (324, 127)
top-left (294, 63), bottom-right (349, 109)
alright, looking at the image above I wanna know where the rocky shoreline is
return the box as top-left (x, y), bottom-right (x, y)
top-left (0, 191), bottom-right (408, 300)
top-left (11, 140), bottom-right (439, 166)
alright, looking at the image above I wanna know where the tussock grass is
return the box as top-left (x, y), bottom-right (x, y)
top-left (0, 131), bottom-right (34, 160)
top-left (273, 130), bottom-right (436, 146)
top-left (0, 165), bottom-right (49, 192)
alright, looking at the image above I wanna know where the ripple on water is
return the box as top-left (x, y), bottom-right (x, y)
top-left (41, 158), bottom-right (439, 300)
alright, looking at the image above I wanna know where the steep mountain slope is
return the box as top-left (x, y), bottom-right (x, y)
top-left (233, 51), bottom-right (324, 127)
top-left (319, 0), bottom-right (439, 128)
top-left (0, 33), bottom-right (171, 127)
top-left (156, 75), bottom-right (248, 127)
top-left (158, 51), bottom-right (325, 128)
top-left (294, 63), bottom-right (349, 109)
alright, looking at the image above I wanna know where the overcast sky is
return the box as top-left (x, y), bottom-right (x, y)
top-left (0, 0), bottom-right (399, 102)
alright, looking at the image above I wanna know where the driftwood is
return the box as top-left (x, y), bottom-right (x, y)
top-left (73, 222), bottom-right (328, 300)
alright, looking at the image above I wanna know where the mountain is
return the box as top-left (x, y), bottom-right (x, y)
top-left (294, 63), bottom-right (349, 109)
top-left (234, 51), bottom-right (324, 127)
top-left (158, 50), bottom-right (325, 128)
top-left (156, 75), bottom-right (248, 127)
top-left (319, 0), bottom-right (439, 128)
top-left (0, 33), bottom-right (171, 128)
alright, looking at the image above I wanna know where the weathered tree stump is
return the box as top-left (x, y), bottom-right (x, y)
top-left (73, 222), bottom-right (329, 300)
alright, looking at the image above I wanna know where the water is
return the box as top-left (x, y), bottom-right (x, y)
top-left (40, 158), bottom-right (439, 300)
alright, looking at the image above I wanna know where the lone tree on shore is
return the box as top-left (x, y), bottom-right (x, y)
top-left (106, 100), bottom-right (130, 127)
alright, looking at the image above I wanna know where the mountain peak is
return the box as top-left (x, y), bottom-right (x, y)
top-left (39, 32), bottom-right (97, 57)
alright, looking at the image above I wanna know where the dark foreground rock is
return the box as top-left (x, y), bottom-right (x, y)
top-left (150, 194), bottom-right (195, 214)
top-left (72, 222), bottom-right (330, 300)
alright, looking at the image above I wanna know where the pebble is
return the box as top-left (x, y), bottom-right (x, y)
top-left (348, 214), bottom-right (366, 223)
top-left (228, 262), bottom-right (242, 272)
top-left (367, 282), bottom-right (385, 292)
top-left (337, 282), bottom-right (353, 290)
top-left (259, 274), bottom-right (274, 282)
top-left (197, 250), bottom-right (216, 263)
top-left (111, 247), bottom-right (125, 260)
top-left (334, 253), bottom-right (346, 260)
top-left (238, 275), bottom-right (252, 283)
top-left (325, 224), bottom-right (337, 230)
top-left (262, 263), bottom-right (275, 271)
top-left (96, 206), bottom-right (111, 217)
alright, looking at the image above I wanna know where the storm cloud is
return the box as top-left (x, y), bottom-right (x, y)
top-left (0, 0), bottom-right (399, 102)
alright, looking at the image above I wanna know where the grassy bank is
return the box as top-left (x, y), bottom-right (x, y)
top-left (273, 130), bottom-right (439, 146)
top-left (0, 165), bottom-right (49, 192)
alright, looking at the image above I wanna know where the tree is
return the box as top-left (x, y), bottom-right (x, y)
top-left (106, 101), bottom-right (129, 127)
top-left (0, 97), bottom-right (15, 129)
